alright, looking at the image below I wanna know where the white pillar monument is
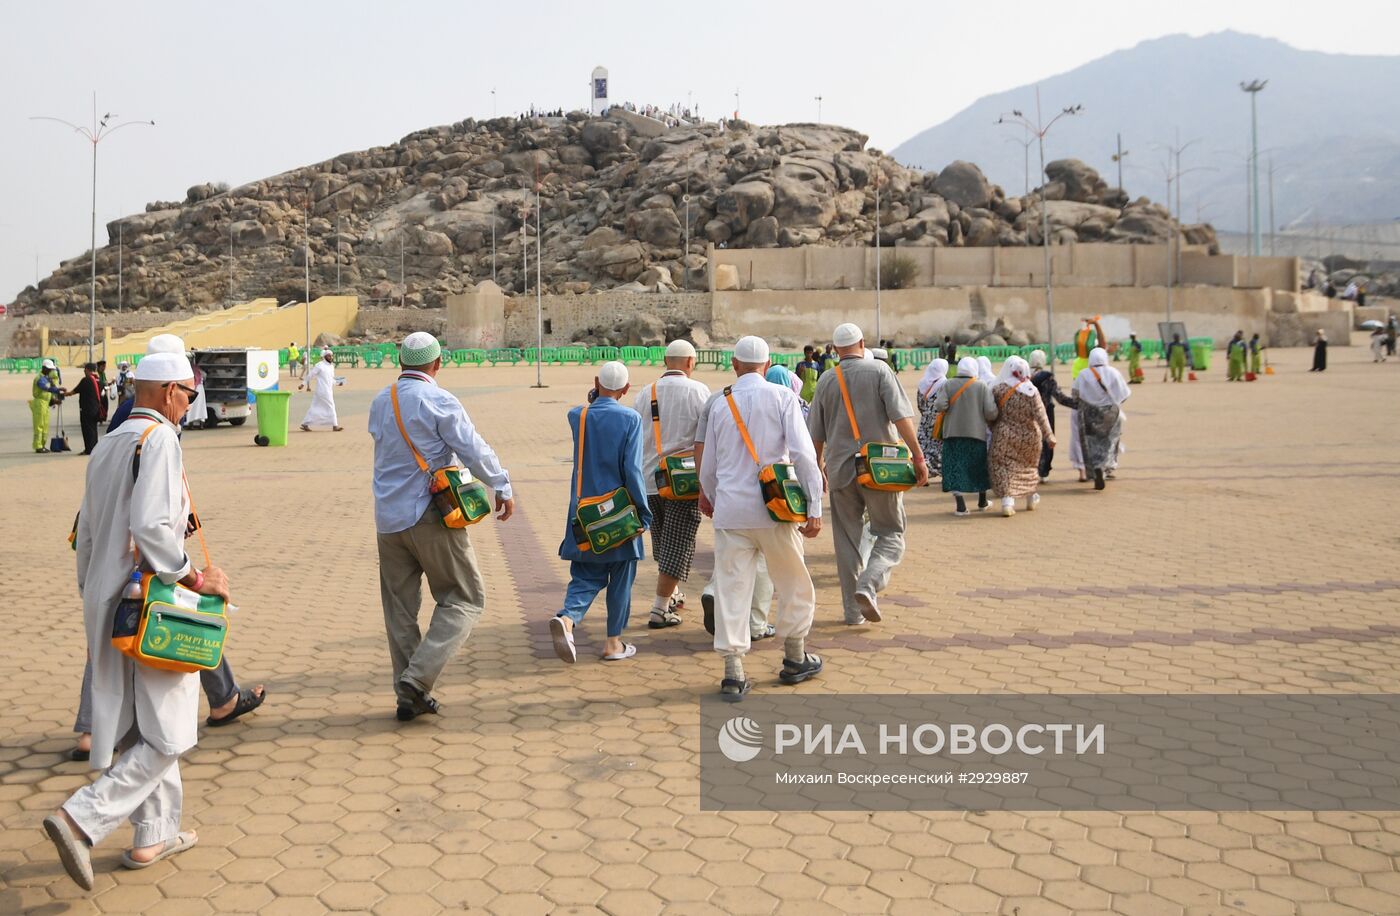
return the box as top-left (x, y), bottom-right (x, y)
top-left (591, 66), bottom-right (609, 116)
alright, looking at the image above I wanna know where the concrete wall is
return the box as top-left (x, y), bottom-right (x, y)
top-left (707, 242), bottom-right (1300, 294)
top-left (445, 281), bottom-right (506, 348)
top-left (711, 286), bottom-right (1278, 348)
top-left (502, 291), bottom-right (711, 346)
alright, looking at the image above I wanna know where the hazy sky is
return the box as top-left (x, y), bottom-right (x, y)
top-left (3, 0), bottom-right (1396, 302)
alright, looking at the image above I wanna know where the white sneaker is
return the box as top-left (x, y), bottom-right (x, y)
top-left (1001, 497), bottom-right (1015, 518)
top-left (1027, 493), bottom-right (1040, 512)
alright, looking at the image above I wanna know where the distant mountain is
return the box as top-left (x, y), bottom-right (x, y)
top-left (891, 31), bottom-right (1400, 231)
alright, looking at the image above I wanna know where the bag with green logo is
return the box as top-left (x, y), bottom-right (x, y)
top-left (571, 404), bottom-right (644, 553)
top-left (391, 383), bottom-right (491, 528)
top-left (112, 572), bottom-right (229, 673)
top-left (650, 386), bottom-right (700, 500)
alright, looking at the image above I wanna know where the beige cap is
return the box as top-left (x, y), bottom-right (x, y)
top-left (833, 322), bottom-right (863, 347)
top-left (665, 339), bottom-right (697, 359)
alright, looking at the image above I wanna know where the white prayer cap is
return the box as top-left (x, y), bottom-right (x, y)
top-left (400, 331), bottom-right (441, 366)
top-left (1028, 349), bottom-right (1047, 369)
top-left (597, 361), bottom-right (629, 390)
top-left (665, 339), bottom-right (697, 359)
top-left (147, 333), bottom-right (186, 355)
top-left (832, 322), bottom-right (863, 347)
top-left (871, 347), bottom-right (889, 361)
top-left (733, 336), bottom-right (770, 364)
top-left (134, 352), bottom-right (194, 382)
top-left (41, 358), bottom-right (56, 369)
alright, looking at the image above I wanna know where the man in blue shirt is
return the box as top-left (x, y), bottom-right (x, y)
top-left (550, 361), bottom-right (652, 664)
top-left (369, 332), bottom-right (514, 721)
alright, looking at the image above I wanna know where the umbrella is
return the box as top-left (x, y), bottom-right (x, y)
top-left (1359, 320), bottom-right (1384, 330)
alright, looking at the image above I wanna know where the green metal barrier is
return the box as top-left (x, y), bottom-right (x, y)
top-left (486, 348), bottom-right (522, 365)
top-left (621, 346), bottom-right (650, 365)
top-left (558, 346), bottom-right (587, 365)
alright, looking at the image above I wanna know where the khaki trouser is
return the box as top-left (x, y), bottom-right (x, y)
top-left (712, 526), bottom-right (815, 657)
top-left (702, 556), bottom-right (773, 636)
top-left (377, 508), bottom-right (486, 704)
top-left (829, 483), bottom-right (906, 623)
top-left (64, 726), bottom-right (183, 849)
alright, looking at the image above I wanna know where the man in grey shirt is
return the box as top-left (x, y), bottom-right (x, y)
top-left (807, 323), bottom-right (927, 625)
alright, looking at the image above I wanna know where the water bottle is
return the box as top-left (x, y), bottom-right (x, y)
top-left (112, 570), bottom-right (145, 640)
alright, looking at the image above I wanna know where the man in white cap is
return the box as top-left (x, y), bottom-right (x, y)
top-left (107, 334), bottom-right (186, 433)
top-left (808, 322), bottom-right (926, 625)
top-left (551, 361), bottom-right (652, 663)
top-left (44, 350), bottom-right (232, 888)
top-left (369, 332), bottom-right (514, 720)
top-left (697, 335), bottom-right (824, 700)
top-left (30, 358), bottom-right (64, 452)
top-left (298, 348), bottom-right (343, 432)
top-left (630, 340), bottom-right (710, 629)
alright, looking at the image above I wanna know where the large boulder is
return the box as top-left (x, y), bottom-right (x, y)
top-left (746, 216), bottom-right (780, 248)
top-left (1044, 159), bottom-right (1107, 204)
top-left (625, 208), bottom-right (682, 247)
top-left (932, 161), bottom-right (992, 210)
top-left (770, 175), bottom-right (835, 228)
top-left (580, 120), bottom-right (630, 155)
top-left (715, 181), bottom-right (774, 231)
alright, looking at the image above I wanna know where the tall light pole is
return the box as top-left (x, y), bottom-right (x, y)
top-left (1111, 133), bottom-right (1129, 191)
top-left (814, 95), bottom-right (823, 123)
top-left (1240, 80), bottom-right (1267, 257)
top-left (734, 88), bottom-right (740, 119)
top-left (1002, 132), bottom-right (1034, 196)
top-left (335, 214), bottom-right (342, 293)
top-left (873, 168), bottom-right (882, 342)
top-left (534, 178), bottom-right (545, 389)
top-left (491, 87), bottom-right (497, 118)
top-left (1267, 158), bottom-right (1276, 257)
top-left (998, 89), bottom-right (1082, 366)
top-left (117, 218), bottom-right (124, 316)
top-left (1152, 133), bottom-right (1208, 322)
top-left (228, 221), bottom-right (235, 303)
top-left (31, 94), bottom-right (153, 362)
top-left (303, 191), bottom-right (311, 356)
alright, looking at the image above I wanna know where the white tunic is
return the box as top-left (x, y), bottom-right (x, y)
top-left (74, 408), bottom-right (199, 769)
top-left (301, 360), bottom-right (339, 428)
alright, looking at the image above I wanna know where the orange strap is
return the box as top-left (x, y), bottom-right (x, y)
top-left (650, 386), bottom-right (664, 465)
top-left (997, 384), bottom-right (1022, 409)
top-left (1089, 366), bottom-right (1110, 393)
top-left (945, 378), bottom-right (976, 413)
top-left (389, 382), bottom-right (431, 474)
top-left (131, 420), bottom-right (211, 569)
top-left (575, 404), bottom-right (589, 498)
top-left (723, 387), bottom-right (762, 467)
top-left (833, 364), bottom-right (862, 444)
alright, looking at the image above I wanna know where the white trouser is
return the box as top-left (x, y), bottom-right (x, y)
top-left (712, 526), bottom-right (815, 656)
top-left (64, 727), bottom-right (183, 848)
top-left (702, 556), bottom-right (773, 635)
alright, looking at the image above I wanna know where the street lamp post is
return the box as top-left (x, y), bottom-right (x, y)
top-left (117, 219), bottom-right (123, 313)
top-left (814, 95), bottom-right (823, 124)
top-left (1240, 80), bottom-right (1267, 257)
top-left (1002, 132), bottom-right (1034, 196)
top-left (873, 169), bottom-right (882, 341)
top-left (1112, 133), bottom-right (1130, 191)
top-left (31, 93), bottom-right (153, 362)
top-left (534, 181), bottom-right (546, 390)
top-left (997, 89), bottom-right (1082, 366)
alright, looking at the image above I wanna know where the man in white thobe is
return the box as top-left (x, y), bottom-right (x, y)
top-left (697, 336), bottom-right (825, 702)
top-left (43, 352), bottom-right (231, 890)
top-left (299, 349), bottom-right (342, 431)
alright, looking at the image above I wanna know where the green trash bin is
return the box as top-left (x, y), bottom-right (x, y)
top-left (1190, 343), bottom-right (1211, 371)
top-left (253, 390), bottom-right (292, 446)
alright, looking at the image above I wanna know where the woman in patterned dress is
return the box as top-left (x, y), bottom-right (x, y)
top-left (933, 357), bottom-right (999, 516)
top-left (988, 356), bottom-right (1056, 517)
top-left (915, 357), bottom-right (949, 479)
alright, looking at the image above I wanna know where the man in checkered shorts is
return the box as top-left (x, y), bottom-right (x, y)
top-left (631, 340), bottom-right (712, 628)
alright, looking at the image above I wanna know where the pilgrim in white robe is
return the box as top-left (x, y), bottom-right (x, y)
top-left (66, 408), bottom-right (199, 847)
top-left (300, 359), bottom-right (339, 429)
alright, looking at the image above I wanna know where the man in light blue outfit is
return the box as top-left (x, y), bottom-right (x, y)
top-left (551, 361), bottom-right (652, 663)
top-left (369, 332), bottom-right (514, 721)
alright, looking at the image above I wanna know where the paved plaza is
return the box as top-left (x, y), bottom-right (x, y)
top-left (2, 338), bottom-right (1400, 915)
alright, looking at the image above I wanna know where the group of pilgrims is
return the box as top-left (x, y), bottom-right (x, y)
top-left (38, 320), bottom-right (1133, 890)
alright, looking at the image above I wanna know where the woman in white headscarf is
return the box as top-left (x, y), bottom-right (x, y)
top-left (932, 356), bottom-right (999, 515)
top-left (988, 356), bottom-right (1056, 516)
top-left (1065, 347), bottom-right (1130, 490)
top-left (976, 355), bottom-right (997, 384)
top-left (915, 357), bottom-right (949, 477)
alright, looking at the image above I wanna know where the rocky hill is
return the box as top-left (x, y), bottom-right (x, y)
top-left (12, 114), bottom-right (1216, 317)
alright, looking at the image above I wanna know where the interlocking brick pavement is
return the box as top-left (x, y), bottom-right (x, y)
top-left (2, 340), bottom-right (1400, 914)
